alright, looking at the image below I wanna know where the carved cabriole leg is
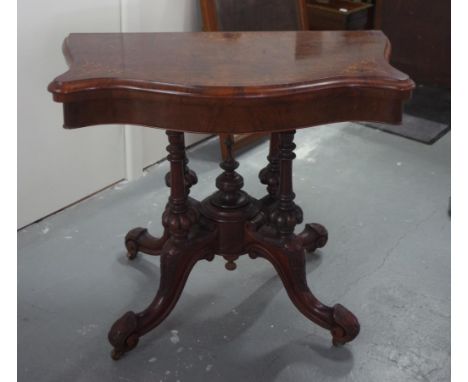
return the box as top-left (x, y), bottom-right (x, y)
top-left (246, 236), bottom-right (360, 346)
top-left (109, 240), bottom-right (214, 360)
top-left (246, 130), bottom-right (359, 346)
top-left (109, 131), bottom-right (216, 360)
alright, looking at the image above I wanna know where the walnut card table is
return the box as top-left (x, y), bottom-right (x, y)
top-left (48, 31), bottom-right (414, 360)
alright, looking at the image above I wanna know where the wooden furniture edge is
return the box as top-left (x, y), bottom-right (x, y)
top-left (199, 0), bottom-right (308, 159)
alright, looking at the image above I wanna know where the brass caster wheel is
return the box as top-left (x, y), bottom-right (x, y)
top-left (111, 348), bottom-right (124, 361)
top-left (332, 338), bottom-right (345, 347)
top-left (125, 240), bottom-right (138, 260)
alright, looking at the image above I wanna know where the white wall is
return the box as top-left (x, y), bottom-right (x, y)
top-left (18, 0), bottom-right (207, 228)
top-left (18, 0), bottom-right (125, 229)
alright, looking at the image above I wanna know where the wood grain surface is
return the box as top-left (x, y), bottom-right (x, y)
top-left (48, 31), bottom-right (414, 133)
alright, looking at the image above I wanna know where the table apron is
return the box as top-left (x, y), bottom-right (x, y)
top-left (60, 87), bottom-right (407, 133)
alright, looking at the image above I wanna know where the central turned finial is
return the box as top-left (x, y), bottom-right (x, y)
top-left (211, 135), bottom-right (249, 209)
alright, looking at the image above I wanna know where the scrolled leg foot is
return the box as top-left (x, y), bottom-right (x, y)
top-left (331, 303), bottom-right (360, 346)
top-left (108, 311), bottom-right (140, 360)
top-left (297, 223), bottom-right (328, 253)
top-left (108, 246), bottom-right (192, 359)
top-left (246, 236), bottom-right (359, 346)
top-left (125, 227), bottom-right (169, 259)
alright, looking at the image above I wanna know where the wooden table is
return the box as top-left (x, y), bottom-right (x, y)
top-left (48, 31), bottom-right (414, 360)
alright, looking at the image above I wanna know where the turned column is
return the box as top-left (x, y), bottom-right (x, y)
top-left (259, 133), bottom-right (280, 205)
top-left (165, 133), bottom-right (197, 196)
top-left (162, 131), bottom-right (197, 243)
top-left (269, 131), bottom-right (303, 239)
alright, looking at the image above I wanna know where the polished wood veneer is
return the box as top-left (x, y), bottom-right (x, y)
top-left (200, 0), bottom-right (309, 160)
top-left (48, 31), bottom-right (414, 360)
top-left (49, 31), bottom-right (413, 133)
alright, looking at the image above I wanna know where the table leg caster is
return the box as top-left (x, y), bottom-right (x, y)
top-left (110, 334), bottom-right (139, 360)
top-left (108, 311), bottom-right (139, 360)
top-left (110, 349), bottom-right (123, 361)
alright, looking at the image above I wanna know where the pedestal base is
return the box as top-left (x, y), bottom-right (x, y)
top-left (108, 131), bottom-right (360, 360)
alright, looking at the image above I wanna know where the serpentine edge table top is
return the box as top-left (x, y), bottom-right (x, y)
top-left (48, 31), bottom-right (414, 134)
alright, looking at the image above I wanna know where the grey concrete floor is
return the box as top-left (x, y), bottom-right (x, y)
top-left (18, 123), bottom-right (450, 382)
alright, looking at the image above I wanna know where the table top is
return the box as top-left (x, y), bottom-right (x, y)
top-left (48, 31), bottom-right (414, 134)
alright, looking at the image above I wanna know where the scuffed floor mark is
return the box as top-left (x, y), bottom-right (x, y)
top-left (77, 323), bottom-right (98, 336)
top-left (170, 330), bottom-right (180, 344)
top-left (362, 284), bottom-right (450, 381)
top-left (335, 208), bottom-right (439, 301)
top-left (368, 343), bottom-right (449, 382)
top-left (42, 226), bottom-right (50, 234)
